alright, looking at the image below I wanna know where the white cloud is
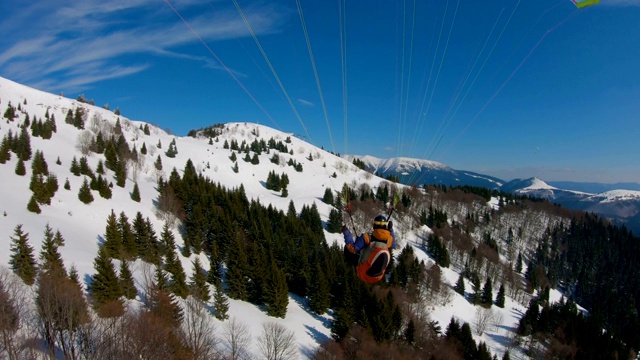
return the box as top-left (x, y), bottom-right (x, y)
top-left (0, 0), bottom-right (285, 92)
top-left (297, 98), bottom-right (314, 107)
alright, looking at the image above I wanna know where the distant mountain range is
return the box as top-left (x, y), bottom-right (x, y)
top-left (344, 155), bottom-right (505, 189)
top-left (349, 155), bottom-right (640, 235)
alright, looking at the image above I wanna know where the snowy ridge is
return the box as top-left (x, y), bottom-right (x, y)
top-left (0, 75), bottom-right (549, 359)
top-left (520, 177), bottom-right (557, 191)
top-left (347, 154), bottom-right (451, 174)
top-left (593, 189), bottom-right (640, 203)
top-left (347, 154), bottom-right (504, 190)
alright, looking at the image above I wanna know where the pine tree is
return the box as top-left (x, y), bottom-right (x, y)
top-left (140, 142), bottom-right (147, 155)
top-left (53, 229), bottom-right (65, 247)
top-left (95, 175), bottom-right (111, 199)
top-left (155, 266), bottom-right (169, 291)
top-left (135, 216), bottom-right (161, 265)
top-left (189, 258), bottom-right (210, 302)
top-left (15, 158), bottom-right (26, 176)
top-left (9, 225), bottom-right (38, 285)
top-left (143, 124), bottom-right (151, 135)
top-left (207, 243), bottom-right (223, 284)
top-left (31, 150), bottom-right (48, 176)
top-left (44, 174), bottom-right (58, 204)
top-left (330, 307), bottom-right (352, 341)
top-left (322, 188), bottom-right (334, 205)
top-left (516, 252), bottom-right (523, 273)
top-left (64, 178), bottom-right (70, 190)
top-left (162, 223), bottom-right (188, 298)
top-left (78, 178), bottom-right (94, 204)
top-left (89, 246), bottom-right (123, 306)
top-left (481, 278), bottom-right (493, 307)
top-left (73, 107), bottom-right (85, 129)
top-left (0, 135), bottom-right (11, 163)
top-left (39, 224), bottom-right (65, 276)
top-left (31, 172), bottom-right (53, 205)
top-left (92, 161), bottom-right (104, 177)
top-left (327, 208), bottom-right (343, 233)
top-left (104, 142), bottom-right (118, 171)
top-left (154, 155), bottom-right (163, 170)
top-left (308, 263), bottom-right (330, 314)
top-left (119, 212), bottom-right (137, 259)
top-left (103, 210), bottom-right (123, 258)
top-left (130, 182), bottom-right (141, 202)
top-left (3, 102), bottom-right (16, 120)
top-left (165, 138), bottom-right (178, 158)
top-left (119, 260), bottom-right (137, 300)
top-left (495, 283), bottom-right (506, 308)
top-left (477, 342), bottom-right (492, 360)
top-left (70, 156), bottom-right (80, 176)
top-left (212, 280), bottom-right (229, 321)
top-left (460, 322), bottom-right (477, 360)
top-left (16, 127), bottom-right (32, 161)
top-left (78, 156), bottom-right (93, 177)
top-left (115, 160), bottom-right (127, 187)
top-left (454, 273), bottom-right (466, 296)
top-left (65, 108), bottom-right (73, 124)
top-left (263, 258), bottom-right (288, 318)
top-left (27, 194), bottom-right (41, 213)
top-left (225, 230), bottom-right (248, 300)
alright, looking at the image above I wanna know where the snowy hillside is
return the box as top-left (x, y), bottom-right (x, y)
top-left (502, 177), bottom-right (640, 234)
top-left (347, 154), bottom-right (504, 189)
top-left (0, 75), bottom-right (544, 359)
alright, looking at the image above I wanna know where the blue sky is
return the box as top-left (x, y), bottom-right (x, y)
top-left (1, 0), bottom-right (639, 183)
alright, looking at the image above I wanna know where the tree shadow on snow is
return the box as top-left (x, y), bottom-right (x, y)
top-left (96, 234), bottom-right (106, 246)
top-left (290, 293), bottom-right (333, 329)
top-left (84, 273), bottom-right (93, 291)
top-left (304, 324), bottom-right (330, 345)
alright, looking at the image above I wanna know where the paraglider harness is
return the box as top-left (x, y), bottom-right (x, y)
top-left (344, 204), bottom-right (397, 284)
top-left (356, 228), bottom-right (393, 283)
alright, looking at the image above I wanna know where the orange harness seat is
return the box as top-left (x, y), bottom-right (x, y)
top-left (356, 229), bottom-right (393, 283)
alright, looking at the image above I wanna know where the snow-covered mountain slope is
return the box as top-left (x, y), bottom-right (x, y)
top-left (346, 154), bottom-right (504, 189)
top-left (1, 75), bottom-right (387, 356)
top-left (0, 75), bottom-right (558, 359)
top-left (502, 177), bottom-right (640, 234)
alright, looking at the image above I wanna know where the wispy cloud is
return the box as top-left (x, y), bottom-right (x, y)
top-left (384, 146), bottom-right (394, 152)
top-left (297, 98), bottom-right (314, 107)
top-left (0, 0), bottom-right (285, 92)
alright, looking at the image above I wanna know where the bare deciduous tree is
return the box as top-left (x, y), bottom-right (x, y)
top-left (223, 317), bottom-right (252, 360)
top-left (36, 272), bottom-right (90, 359)
top-left (89, 113), bottom-right (114, 136)
top-left (474, 307), bottom-right (493, 336)
top-left (0, 275), bottom-right (19, 358)
top-left (76, 130), bottom-right (95, 156)
top-left (0, 267), bottom-right (34, 359)
top-left (127, 156), bottom-right (145, 182)
top-left (257, 322), bottom-right (298, 360)
top-left (156, 185), bottom-right (185, 227)
top-left (183, 297), bottom-right (220, 359)
top-left (492, 312), bottom-right (504, 333)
